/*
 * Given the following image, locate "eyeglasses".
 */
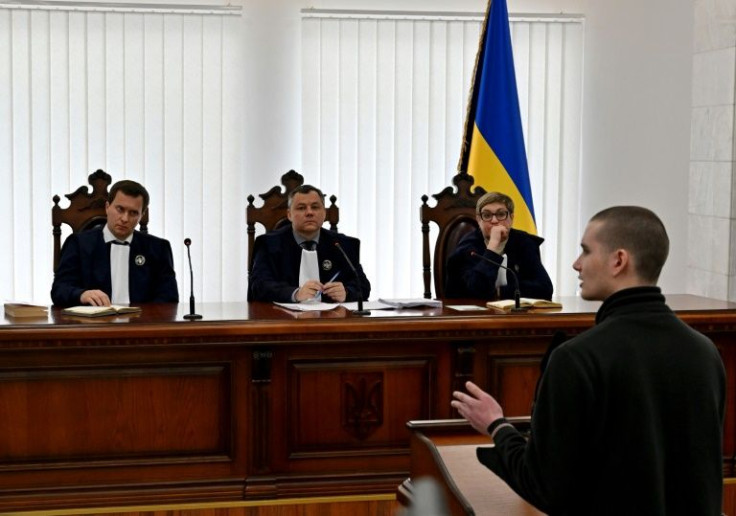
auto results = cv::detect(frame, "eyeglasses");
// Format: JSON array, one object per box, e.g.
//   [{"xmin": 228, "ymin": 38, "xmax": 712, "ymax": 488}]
[{"xmin": 479, "ymin": 210, "xmax": 510, "ymax": 222}]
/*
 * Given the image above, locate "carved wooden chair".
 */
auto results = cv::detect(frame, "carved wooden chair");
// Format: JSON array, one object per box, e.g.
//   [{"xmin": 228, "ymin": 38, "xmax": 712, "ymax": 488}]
[
  {"xmin": 246, "ymin": 170, "xmax": 340, "ymax": 274},
  {"xmin": 52, "ymin": 169, "xmax": 149, "ymax": 271},
  {"xmin": 421, "ymin": 173, "xmax": 486, "ymax": 299}
]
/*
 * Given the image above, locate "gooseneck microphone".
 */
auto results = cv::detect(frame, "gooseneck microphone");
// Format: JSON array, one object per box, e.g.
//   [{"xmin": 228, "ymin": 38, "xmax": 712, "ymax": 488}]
[
  {"xmin": 333, "ymin": 241, "xmax": 370, "ymax": 316},
  {"xmin": 183, "ymin": 238, "xmax": 203, "ymax": 320},
  {"xmin": 470, "ymin": 251, "xmax": 528, "ymax": 313}
]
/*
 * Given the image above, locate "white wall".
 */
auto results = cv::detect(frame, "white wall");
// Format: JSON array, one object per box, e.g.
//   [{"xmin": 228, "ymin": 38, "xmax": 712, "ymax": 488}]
[{"xmin": 580, "ymin": 0, "xmax": 694, "ymax": 293}]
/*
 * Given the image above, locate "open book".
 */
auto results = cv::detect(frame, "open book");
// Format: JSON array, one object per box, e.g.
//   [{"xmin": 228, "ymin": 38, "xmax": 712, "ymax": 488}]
[
  {"xmin": 61, "ymin": 305, "xmax": 142, "ymax": 317},
  {"xmin": 486, "ymin": 298, "xmax": 562, "ymax": 312}
]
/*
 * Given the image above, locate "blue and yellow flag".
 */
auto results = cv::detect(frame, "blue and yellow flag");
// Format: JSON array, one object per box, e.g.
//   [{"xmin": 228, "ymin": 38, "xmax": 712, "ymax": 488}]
[{"xmin": 459, "ymin": 0, "xmax": 537, "ymax": 234}]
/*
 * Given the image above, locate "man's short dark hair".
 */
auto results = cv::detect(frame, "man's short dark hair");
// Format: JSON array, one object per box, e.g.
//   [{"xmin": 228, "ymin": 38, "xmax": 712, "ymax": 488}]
[
  {"xmin": 108, "ymin": 180, "xmax": 150, "ymax": 212},
  {"xmin": 476, "ymin": 191, "xmax": 514, "ymax": 215},
  {"xmin": 288, "ymin": 185, "xmax": 325, "ymax": 208},
  {"xmin": 590, "ymin": 206, "xmax": 669, "ymax": 283}
]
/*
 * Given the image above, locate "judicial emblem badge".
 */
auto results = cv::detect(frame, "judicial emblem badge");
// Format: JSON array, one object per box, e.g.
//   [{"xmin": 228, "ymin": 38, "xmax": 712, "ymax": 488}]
[
  {"xmin": 135, "ymin": 255, "xmax": 146, "ymax": 266},
  {"xmin": 322, "ymin": 260, "xmax": 332, "ymax": 271}
]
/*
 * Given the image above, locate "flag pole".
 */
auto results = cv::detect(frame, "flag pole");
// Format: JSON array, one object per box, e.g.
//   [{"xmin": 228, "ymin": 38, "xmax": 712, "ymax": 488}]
[{"xmin": 457, "ymin": 0, "xmax": 494, "ymax": 175}]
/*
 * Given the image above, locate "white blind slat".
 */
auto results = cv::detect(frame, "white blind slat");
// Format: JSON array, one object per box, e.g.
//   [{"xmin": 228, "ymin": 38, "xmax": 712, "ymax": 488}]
[{"xmin": 0, "ymin": 4, "xmax": 240, "ymax": 303}]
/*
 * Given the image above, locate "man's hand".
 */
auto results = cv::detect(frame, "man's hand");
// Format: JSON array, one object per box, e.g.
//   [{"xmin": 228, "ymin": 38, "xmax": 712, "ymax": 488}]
[
  {"xmin": 451, "ymin": 381, "xmax": 505, "ymax": 436},
  {"xmin": 487, "ymin": 225, "xmax": 510, "ymax": 255},
  {"xmin": 322, "ymin": 281, "xmax": 346, "ymax": 303},
  {"xmin": 295, "ymin": 280, "xmax": 324, "ymax": 302},
  {"xmin": 80, "ymin": 290, "xmax": 112, "ymax": 306}
]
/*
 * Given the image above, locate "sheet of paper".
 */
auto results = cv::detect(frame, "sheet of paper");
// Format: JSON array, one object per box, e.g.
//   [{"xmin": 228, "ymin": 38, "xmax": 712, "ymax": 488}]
[
  {"xmin": 377, "ymin": 298, "xmax": 443, "ymax": 308},
  {"xmin": 273, "ymin": 301, "xmax": 340, "ymax": 312},
  {"xmin": 340, "ymin": 300, "xmax": 396, "ymax": 311}
]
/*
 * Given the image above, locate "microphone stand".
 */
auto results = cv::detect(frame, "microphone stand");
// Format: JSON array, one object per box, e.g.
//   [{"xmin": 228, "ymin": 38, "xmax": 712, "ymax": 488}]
[
  {"xmin": 183, "ymin": 238, "xmax": 203, "ymax": 320},
  {"xmin": 333, "ymin": 241, "xmax": 370, "ymax": 316},
  {"xmin": 470, "ymin": 251, "xmax": 528, "ymax": 313}
]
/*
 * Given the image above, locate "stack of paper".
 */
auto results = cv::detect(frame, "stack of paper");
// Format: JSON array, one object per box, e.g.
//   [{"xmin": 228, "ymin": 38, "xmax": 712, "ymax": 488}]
[{"xmin": 377, "ymin": 298, "xmax": 443, "ymax": 309}]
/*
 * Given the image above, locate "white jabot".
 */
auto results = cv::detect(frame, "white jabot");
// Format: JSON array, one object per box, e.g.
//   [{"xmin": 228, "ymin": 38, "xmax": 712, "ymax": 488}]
[
  {"xmin": 299, "ymin": 249, "xmax": 321, "ymax": 301},
  {"xmin": 494, "ymin": 254, "xmax": 508, "ymax": 289},
  {"xmin": 103, "ymin": 225, "xmax": 132, "ymax": 305}
]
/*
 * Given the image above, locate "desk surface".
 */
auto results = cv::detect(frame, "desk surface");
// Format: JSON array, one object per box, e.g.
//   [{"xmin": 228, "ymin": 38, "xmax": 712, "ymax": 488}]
[
  {"xmin": 402, "ymin": 420, "xmax": 545, "ymax": 516},
  {"xmin": 3, "ymin": 294, "xmax": 735, "ymax": 328},
  {"xmin": 3, "ymin": 294, "xmax": 735, "ymax": 353},
  {"xmin": 437, "ymin": 443, "xmax": 545, "ymax": 515}
]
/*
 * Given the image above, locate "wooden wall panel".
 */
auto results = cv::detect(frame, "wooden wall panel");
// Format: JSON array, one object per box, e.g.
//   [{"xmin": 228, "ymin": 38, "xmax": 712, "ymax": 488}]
[
  {"xmin": 0, "ymin": 364, "xmax": 230, "ymax": 461},
  {"xmin": 489, "ymin": 356, "xmax": 542, "ymax": 418},
  {"xmin": 288, "ymin": 358, "xmax": 433, "ymax": 451}
]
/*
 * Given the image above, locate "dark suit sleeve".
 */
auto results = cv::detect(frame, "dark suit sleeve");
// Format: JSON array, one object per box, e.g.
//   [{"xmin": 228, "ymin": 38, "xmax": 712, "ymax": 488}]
[
  {"xmin": 445, "ymin": 246, "xmax": 501, "ymax": 299},
  {"xmin": 51, "ymin": 234, "xmax": 87, "ymax": 307},
  {"xmin": 148, "ymin": 239, "xmax": 179, "ymax": 303},
  {"xmin": 499, "ymin": 237, "xmax": 554, "ymax": 301},
  {"xmin": 248, "ymin": 236, "xmax": 300, "ymax": 303}
]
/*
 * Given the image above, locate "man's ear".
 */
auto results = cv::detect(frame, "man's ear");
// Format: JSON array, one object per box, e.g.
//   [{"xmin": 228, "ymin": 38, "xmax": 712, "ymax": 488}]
[
  {"xmin": 286, "ymin": 209, "xmax": 293, "ymax": 222},
  {"xmin": 610, "ymin": 249, "xmax": 630, "ymax": 277}
]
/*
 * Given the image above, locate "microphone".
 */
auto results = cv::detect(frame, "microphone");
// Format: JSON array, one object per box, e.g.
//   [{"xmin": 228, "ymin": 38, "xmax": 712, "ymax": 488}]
[
  {"xmin": 333, "ymin": 241, "xmax": 370, "ymax": 316},
  {"xmin": 183, "ymin": 238, "xmax": 202, "ymax": 320},
  {"xmin": 470, "ymin": 251, "xmax": 528, "ymax": 313}
]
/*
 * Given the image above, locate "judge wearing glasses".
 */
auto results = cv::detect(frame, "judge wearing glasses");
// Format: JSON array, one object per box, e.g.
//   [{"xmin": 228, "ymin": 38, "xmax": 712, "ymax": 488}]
[{"xmin": 445, "ymin": 191, "xmax": 553, "ymax": 300}]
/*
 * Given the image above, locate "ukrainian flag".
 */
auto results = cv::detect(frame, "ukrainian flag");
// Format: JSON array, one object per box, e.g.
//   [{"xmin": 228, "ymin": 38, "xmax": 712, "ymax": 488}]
[{"xmin": 459, "ymin": 0, "xmax": 537, "ymax": 234}]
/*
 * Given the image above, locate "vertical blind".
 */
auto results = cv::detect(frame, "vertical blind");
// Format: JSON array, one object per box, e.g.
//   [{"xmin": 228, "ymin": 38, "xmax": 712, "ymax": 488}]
[
  {"xmin": 0, "ymin": 4, "xmax": 583, "ymax": 303},
  {"xmin": 301, "ymin": 10, "xmax": 584, "ymax": 298},
  {"xmin": 0, "ymin": 2, "xmax": 243, "ymax": 303}
]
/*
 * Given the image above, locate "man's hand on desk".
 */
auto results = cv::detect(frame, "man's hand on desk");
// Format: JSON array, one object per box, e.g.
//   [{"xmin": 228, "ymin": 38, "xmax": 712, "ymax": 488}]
[
  {"xmin": 80, "ymin": 289, "xmax": 112, "ymax": 307},
  {"xmin": 451, "ymin": 381, "xmax": 505, "ymax": 437}
]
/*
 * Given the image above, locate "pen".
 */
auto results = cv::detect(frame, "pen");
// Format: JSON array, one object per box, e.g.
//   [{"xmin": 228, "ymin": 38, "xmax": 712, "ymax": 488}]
[{"xmin": 313, "ymin": 272, "xmax": 340, "ymax": 299}]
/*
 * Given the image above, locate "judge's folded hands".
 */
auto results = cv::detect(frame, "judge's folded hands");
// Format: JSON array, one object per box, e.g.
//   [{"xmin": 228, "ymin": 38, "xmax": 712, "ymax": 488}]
[
  {"xmin": 295, "ymin": 280, "xmax": 347, "ymax": 303},
  {"xmin": 451, "ymin": 381, "xmax": 505, "ymax": 436}
]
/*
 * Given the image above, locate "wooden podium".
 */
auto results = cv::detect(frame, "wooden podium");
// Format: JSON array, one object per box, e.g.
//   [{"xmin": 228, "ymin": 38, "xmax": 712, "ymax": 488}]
[{"xmin": 399, "ymin": 419, "xmax": 545, "ymax": 516}]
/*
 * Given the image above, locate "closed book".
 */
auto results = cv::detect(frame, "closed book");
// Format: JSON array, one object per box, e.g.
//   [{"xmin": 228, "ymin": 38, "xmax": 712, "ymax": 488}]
[
  {"xmin": 61, "ymin": 305, "xmax": 142, "ymax": 317},
  {"xmin": 4, "ymin": 303, "xmax": 49, "ymax": 318}
]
